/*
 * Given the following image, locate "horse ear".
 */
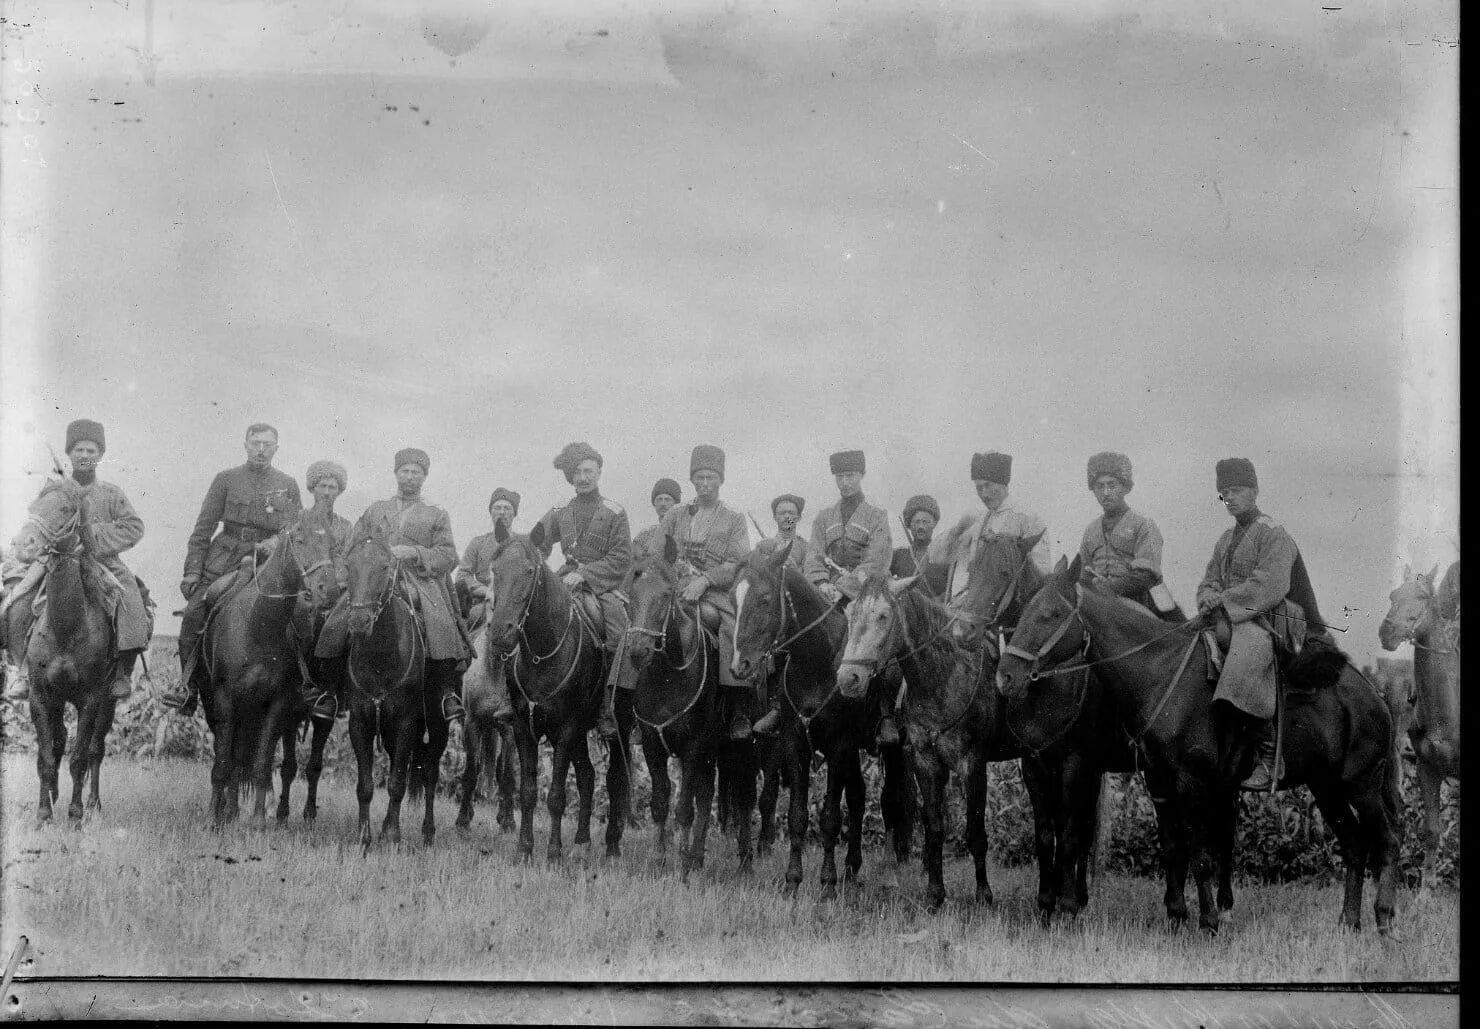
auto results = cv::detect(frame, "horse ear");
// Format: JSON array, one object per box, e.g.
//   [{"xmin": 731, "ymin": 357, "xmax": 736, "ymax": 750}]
[
  {"xmin": 889, "ymin": 575, "xmax": 917, "ymax": 596},
  {"xmin": 770, "ymin": 538, "xmax": 793, "ymax": 569},
  {"xmin": 1053, "ymin": 554, "xmax": 1069, "ymax": 576},
  {"xmin": 663, "ymin": 533, "xmax": 678, "ymax": 566},
  {"xmin": 1064, "ymin": 553, "xmax": 1083, "ymax": 585},
  {"xmin": 1023, "ymin": 529, "xmax": 1046, "ymax": 557},
  {"xmin": 1426, "ymin": 563, "xmax": 1440, "ymax": 584},
  {"xmin": 494, "ymin": 519, "xmax": 510, "ymax": 544},
  {"xmin": 1400, "ymin": 562, "xmax": 1412, "ymax": 582},
  {"xmin": 529, "ymin": 520, "xmax": 546, "ymax": 551}
]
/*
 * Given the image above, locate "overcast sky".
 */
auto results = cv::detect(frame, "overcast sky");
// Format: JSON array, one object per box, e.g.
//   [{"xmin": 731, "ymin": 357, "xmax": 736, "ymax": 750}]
[{"xmin": 0, "ymin": 0, "xmax": 1458, "ymax": 664}]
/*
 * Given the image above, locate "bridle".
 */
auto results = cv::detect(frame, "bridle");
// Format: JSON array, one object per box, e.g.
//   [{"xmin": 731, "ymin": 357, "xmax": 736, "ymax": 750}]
[
  {"xmin": 343, "ymin": 540, "xmax": 428, "ymax": 742},
  {"xmin": 627, "ymin": 579, "xmax": 715, "ymax": 746},
  {"xmin": 1388, "ymin": 581, "xmax": 1461, "ymax": 657},
  {"xmin": 252, "ymin": 525, "xmax": 336, "ymax": 602},
  {"xmin": 744, "ymin": 567, "xmax": 845, "ymax": 748},
  {"xmin": 954, "ymin": 543, "xmax": 1036, "ymax": 645},
  {"xmin": 488, "ymin": 548, "xmax": 589, "ymax": 719},
  {"xmin": 626, "ymin": 581, "xmax": 705, "ymax": 673}
]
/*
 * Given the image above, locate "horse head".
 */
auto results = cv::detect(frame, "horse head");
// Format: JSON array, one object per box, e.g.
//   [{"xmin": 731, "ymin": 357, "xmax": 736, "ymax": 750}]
[
  {"xmin": 15, "ymin": 479, "xmax": 84, "ymax": 563},
  {"xmin": 1378, "ymin": 563, "xmax": 1440, "ymax": 651},
  {"xmin": 836, "ymin": 573, "xmax": 914, "ymax": 699},
  {"xmin": 627, "ymin": 534, "xmax": 680, "ymax": 672},
  {"xmin": 344, "ymin": 530, "xmax": 398, "ymax": 638},
  {"xmin": 996, "ymin": 554, "xmax": 1085, "ymax": 701},
  {"xmin": 283, "ymin": 518, "xmax": 341, "ymax": 611},
  {"xmin": 951, "ymin": 530, "xmax": 1045, "ymax": 647},
  {"xmin": 482, "ymin": 518, "xmax": 545, "ymax": 660},
  {"xmin": 731, "ymin": 538, "xmax": 794, "ymax": 682}
]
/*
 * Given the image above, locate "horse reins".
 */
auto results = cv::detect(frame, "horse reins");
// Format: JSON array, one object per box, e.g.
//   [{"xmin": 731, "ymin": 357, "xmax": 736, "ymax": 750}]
[{"xmin": 629, "ymin": 592, "xmax": 717, "ymax": 756}]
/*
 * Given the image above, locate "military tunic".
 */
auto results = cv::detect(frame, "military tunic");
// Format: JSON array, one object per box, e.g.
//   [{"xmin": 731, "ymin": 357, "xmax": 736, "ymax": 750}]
[
  {"xmin": 1077, "ymin": 507, "xmax": 1164, "ymax": 606},
  {"xmin": 455, "ymin": 531, "xmax": 504, "ymax": 588},
  {"xmin": 534, "ymin": 492, "xmax": 632, "ymax": 647},
  {"xmin": 1197, "ymin": 512, "xmax": 1298, "ymax": 720},
  {"xmin": 631, "ymin": 524, "xmax": 666, "ymax": 565},
  {"xmin": 803, "ymin": 496, "xmax": 892, "ymax": 596},
  {"xmin": 660, "ymin": 501, "xmax": 752, "ymax": 686},
  {"xmin": 315, "ymin": 495, "xmax": 471, "ymax": 662},
  {"xmin": 184, "ymin": 464, "xmax": 303, "ymax": 586}
]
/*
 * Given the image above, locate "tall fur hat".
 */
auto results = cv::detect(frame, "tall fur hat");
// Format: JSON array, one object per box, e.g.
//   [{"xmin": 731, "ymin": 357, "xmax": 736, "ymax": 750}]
[
  {"xmin": 393, "ymin": 448, "xmax": 430, "ymax": 473},
  {"xmin": 1086, "ymin": 452, "xmax": 1133, "ymax": 492},
  {"xmin": 690, "ymin": 444, "xmax": 725, "ymax": 481},
  {"xmin": 902, "ymin": 494, "xmax": 940, "ymax": 526},
  {"xmin": 488, "ymin": 487, "xmax": 521, "ymax": 514},
  {"xmin": 651, "ymin": 478, "xmax": 682, "ymax": 505},
  {"xmin": 1215, "ymin": 457, "xmax": 1258, "ymax": 492},
  {"xmin": 65, "ymin": 419, "xmax": 106, "ymax": 454},
  {"xmin": 553, "ymin": 441, "xmax": 603, "ymax": 482},
  {"xmin": 970, "ymin": 451, "xmax": 1011, "ymax": 485},
  {"xmin": 829, "ymin": 450, "xmax": 865, "ymax": 475},
  {"xmin": 771, "ymin": 493, "xmax": 805, "ymax": 517},
  {"xmin": 305, "ymin": 460, "xmax": 348, "ymax": 492}
]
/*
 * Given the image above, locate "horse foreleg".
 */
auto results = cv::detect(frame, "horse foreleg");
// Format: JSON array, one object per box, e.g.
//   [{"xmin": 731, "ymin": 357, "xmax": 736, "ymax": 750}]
[
  {"xmin": 784, "ymin": 734, "xmax": 809, "ymax": 896},
  {"xmin": 349, "ymin": 708, "xmax": 376, "ymax": 847},
  {"xmin": 380, "ymin": 720, "xmax": 413, "ymax": 845},
  {"xmin": 674, "ymin": 753, "xmax": 696, "ymax": 877},
  {"xmin": 1214, "ymin": 791, "xmax": 1238, "ymax": 915},
  {"xmin": 210, "ymin": 697, "xmax": 238, "ymax": 828},
  {"xmin": 757, "ymin": 742, "xmax": 779, "ymax": 858},
  {"xmin": 729, "ymin": 742, "xmax": 758, "ymax": 871},
  {"xmin": 602, "ymin": 723, "xmax": 630, "ymax": 859},
  {"xmin": 513, "ymin": 718, "xmax": 539, "ymax": 861},
  {"xmin": 303, "ymin": 716, "xmax": 328, "ymax": 822},
  {"xmin": 456, "ymin": 720, "xmax": 482, "ymax": 831},
  {"xmin": 85, "ymin": 694, "xmax": 115, "ymax": 816},
  {"xmin": 963, "ymin": 754, "xmax": 992, "ymax": 908},
  {"xmin": 248, "ymin": 696, "xmax": 289, "ymax": 831},
  {"xmin": 816, "ymin": 749, "xmax": 849, "ymax": 902},
  {"xmin": 1310, "ymin": 783, "xmax": 1364, "ymax": 931},
  {"xmin": 1186, "ymin": 784, "xmax": 1223, "ymax": 935},
  {"xmin": 684, "ymin": 753, "xmax": 717, "ymax": 883},
  {"xmin": 642, "ymin": 734, "xmax": 673, "ymax": 859},
  {"xmin": 68, "ymin": 697, "xmax": 98, "ymax": 821},
  {"xmin": 421, "ymin": 720, "xmax": 449, "ymax": 846},
  {"xmin": 495, "ymin": 723, "xmax": 517, "ymax": 832},
  {"xmin": 1416, "ymin": 756, "xmax": 1444, "ymax": 892},
  {"xmin": 572, "ymin": 736, "xmax": 596, "ymax": 853},
  {"xmin": 1022, "ymin": 757, "xmax": 1059, "ymax": 923},
  {"xmin": 1140, "ymin": 766, "xmax": 1188, "ymax": 925},
  {"xmin": 915, "ymin": 750, "xmax": 948, "ymax": 911},
  {"xmin": 842, "ymin": 750, "xmax": 865, "ymax": 885},
  {"xmin": 30, "ymin": 694, "xmax": 60, "ymax": 824},
  {"xmin": 881, "ymin": 742, "xmax": 915, "ymax": 864},
  {"xmin": 276, "ymin": 715, "xmax": 299, "ymax": 823},
  {"xmin": 1065, "ymin": 759, "xmax": 1102, "ymax": 917}
]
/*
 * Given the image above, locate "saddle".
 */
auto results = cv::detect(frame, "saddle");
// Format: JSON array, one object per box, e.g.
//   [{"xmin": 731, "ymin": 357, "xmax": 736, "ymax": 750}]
[
  {"xmin": 696, "ymin": 599, "xmax": 722, "ymax": 633},
  {"xmin": 573, "ymin": 589, "xmax": 605, "ymax": 644}
]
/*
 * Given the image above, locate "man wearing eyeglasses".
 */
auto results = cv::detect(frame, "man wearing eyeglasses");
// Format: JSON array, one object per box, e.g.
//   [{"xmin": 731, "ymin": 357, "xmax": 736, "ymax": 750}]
[{"xmin": 165, "ymin": 422, "xmax": 301, "ymax": 712}]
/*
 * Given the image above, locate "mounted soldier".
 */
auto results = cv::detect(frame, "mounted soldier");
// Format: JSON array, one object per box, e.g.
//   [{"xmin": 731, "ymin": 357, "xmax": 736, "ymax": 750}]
[
  {"xmin": 658, "ymin": 445, "xmax": 753, "ymax": 740},
  {"xmin": 302, "ymin": 460, "xmax": 353, "ymax": 558},
  {"xmin": 889, "ymin": 494, "xmax": 950, "ymax": 598},
  {"xmin": 307, "ymin": 447, "xmax": 473, "ymax": 724},
  {"xmin": 1197, "ymin": 457, "xmax": 1335, "ymax": 791},
  {"xmin": 632, "ymin": 478, "xmax": 682, "ymax": 566},
  {"xmin": 1, "ymin": 419, "xmax": 152, "ymax": 702},
  {"xmin": 165, "ymin": 422, "xmax": 302, "ymax": 712},
  {"xmin": 294, "ymin": 460, "xmax": 353, "ymax": 720},
  {"xmin": 803, "ymin": 450, "xmax": 892, "ymax": 605},
  {"xmin": 1076, "ymin": 452, "xmax": 1178, "ymax": 619},
  {"xmin": 753, "ymin": 494, "xmax": 808, "ymax": 570},
  {"xmin": 933, "ymin": 451, "xmax": 1051, "ymax": 600},
  {"xmin": 532, "ymin": 441, "xmax": 633, "ymax": 739},
  {"xmin": 454, "ymin": 486, "xmax": 522, "ymax": 617}
]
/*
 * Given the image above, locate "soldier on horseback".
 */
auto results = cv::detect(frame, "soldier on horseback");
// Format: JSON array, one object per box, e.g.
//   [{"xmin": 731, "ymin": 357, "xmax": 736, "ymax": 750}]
[
  {"xmin": 890, "ymin": 494, "xmax": 950, "ymax": 597},
  {"xmin": 753, "ymin": 494, "xmax": 808, "ymax": 570},
  {"xmin": 164, "ymin": 423, "xmax": 302, "ymax": 712},
  {"xmin": 1197, "ymin": 457, "xmax": 1335, "ymax": 791},
  {"xmin": 308, "ymin": 447, "xmax": 473, "ymax": 724},
  {"xmin": 2, "ymin": 419, "xmax": 152, "ymax": 702},
  {"xmin": 1076, "ymin": 452, "xmax": 1177, "ymax": 617},
  {"xmin": 803, "ymin": 450, "xmax": 892, "ymax": 604},
  {"xmin": 933, "ymin": 451, "xmax": 1051, "ymax": 598},
  {"xmin": 658, "ymin": 445, "xmax": 753, "ymax": 740},
  {"xmin": 302, "ymin": 460, "xmax": 353, "ymax": 557},
  {"xmin": 532, "ymin": 441, "xmax": 633, "ymax": 740},
  {"xmin": 455, "ymin": 486, "xmax": 522, "ymax": 607},
  {"xmin": 632, "ymin": 478, "xmax": 682, "ymax": 565}
]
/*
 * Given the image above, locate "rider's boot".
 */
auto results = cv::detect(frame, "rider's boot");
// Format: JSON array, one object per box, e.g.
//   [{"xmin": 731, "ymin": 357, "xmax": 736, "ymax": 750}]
[
  {"xmin": 727, "ymin": 686, "xmax": 753, "ymax": 741},
  {"xmin": 109, "ymin": 649, "xmax": 140, "ymax": 700},
  {"xmin": 163, "ymin": 632, "xmax": 202, "ymax": 713},
  {"xmin": 1239, "ymin": 720, "xmax": 1282, "ymax": 792},
  {"xmin": 437, "ymin": 659, "xmax": 466, "ymax": 726}
]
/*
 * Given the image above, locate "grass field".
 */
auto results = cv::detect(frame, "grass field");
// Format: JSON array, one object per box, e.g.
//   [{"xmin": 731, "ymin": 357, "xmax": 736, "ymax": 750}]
[{"xmin": 0, "ymin": 752, "xmax": 1458, "ymax": 983}]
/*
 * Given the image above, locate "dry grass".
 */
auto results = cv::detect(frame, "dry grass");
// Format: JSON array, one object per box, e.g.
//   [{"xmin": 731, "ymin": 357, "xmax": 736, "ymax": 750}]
[{"xmin": 0, "ymin": 753, "xmax": 1458, "ymax": 983}]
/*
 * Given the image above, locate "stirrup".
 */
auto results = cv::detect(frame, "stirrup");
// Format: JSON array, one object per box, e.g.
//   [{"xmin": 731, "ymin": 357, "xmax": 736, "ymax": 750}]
[
  {"xmin": 161, "ymin": 683, "xmax": 194, "ymax": 713},
  {"xmin": 876, "ymin": 715, "xmax": 899, "ymax": 747},
  {"xmin": 307, "ymin": 689, "xmax": 338, "ymax": 722},
  {"xmin": 728, "ymin": 710, "xmax": 753, "ymax": 741},
  {"xmin": 442, "ymin": 693, "xmax": 466, "ymax": 724}
]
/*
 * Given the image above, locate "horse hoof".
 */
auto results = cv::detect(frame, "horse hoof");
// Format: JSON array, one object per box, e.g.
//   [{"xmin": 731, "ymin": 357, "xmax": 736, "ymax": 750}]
[
  {"xmin": 928, "ymin": 895, "xmax": 946, "ymax": 913},
  {"xmin": 782, "ymin": 882, "xmax": 800, "ymax": 898},
  {"xmin": 422, "ymin": 832, "xmax": 435, "ymax": 847},
  {"xmin": 976, "ymin": 888, "xmax": 994, "ymax": 907},
  {"xmin": 303, "ymin": 807, "xmax": 317, "ymax": 822},
  {"xmin": 819, "ymin": 884, "xmax": 837, "ymax": 903},
  {"xmin": 604, "ymin": 843, "xmax": 621, "ymax": 861}
]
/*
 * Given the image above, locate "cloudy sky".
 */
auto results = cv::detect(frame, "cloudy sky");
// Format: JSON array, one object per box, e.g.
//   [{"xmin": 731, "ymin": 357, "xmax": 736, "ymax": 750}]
[{"xmin": 0, "ymin": 0, "xmax": 1458, "ymax": 663}]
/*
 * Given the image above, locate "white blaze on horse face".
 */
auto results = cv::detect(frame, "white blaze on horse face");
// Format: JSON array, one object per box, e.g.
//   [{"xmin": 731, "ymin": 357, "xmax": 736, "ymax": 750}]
[
  {"xmin": 847, "ymin": 593, "xmax": 890, "ymax": 664},
  {"xmin": 731, "ymin": 578, "xmax": 749, "ymax": 674}
]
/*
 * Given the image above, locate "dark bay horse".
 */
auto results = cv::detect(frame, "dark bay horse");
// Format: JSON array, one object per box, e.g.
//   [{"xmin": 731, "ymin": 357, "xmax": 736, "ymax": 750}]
[
  {"xmin": 951, "ymin": 533, "xmax": 1187, "ymax": 923},
  {"xmin": 198, "ymin": 518, "xmax": 337, "ymax": 829},
  {"xmin": 627, "ymin": 536, "xmax": 756, "ymax": 880},
  {"xmin": 999, "ymin": 556, "xmax": 1401, "ymax": 934},
  {"xmin": 482, "ymin": 520, "xmax": 631, "ymax": 862},
  {"xmin": 1380, "ymin": 562, "xmax": 1460, "ymax": 886},
  {"xmin": 731, "ymin": 541, "xmax": 914, "ymax": 900},
  {"xmin": 337, "ymin": 532, "xmax": 449, "ymax": 846},
  {"xmin": 10, "ymin": 483, "xmax": 116, "ymax": 824}
]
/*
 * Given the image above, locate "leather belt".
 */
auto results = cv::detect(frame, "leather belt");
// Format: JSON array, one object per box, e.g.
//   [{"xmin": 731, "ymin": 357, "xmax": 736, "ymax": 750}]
[{"xmin": 219, "ymin": 523, "xmax": 270, "ymax": 543}]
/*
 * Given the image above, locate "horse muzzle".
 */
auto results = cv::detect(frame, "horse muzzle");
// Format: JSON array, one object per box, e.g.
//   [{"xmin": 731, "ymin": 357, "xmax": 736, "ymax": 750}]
[
  {"xmin": 835, "ymin": 661, "xmax": 871, "ymax": 699},
  {"xmin": 995, "ymin": 662, "xmax": 1028, "ymax": 700},
  {"xmin": 1376, "ymin": 618, "xmax": 1408, "ymax": 652}
]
